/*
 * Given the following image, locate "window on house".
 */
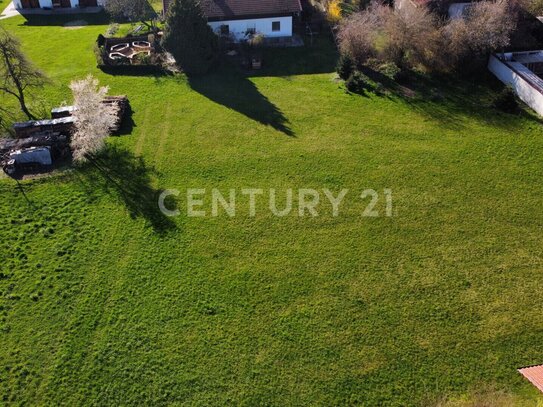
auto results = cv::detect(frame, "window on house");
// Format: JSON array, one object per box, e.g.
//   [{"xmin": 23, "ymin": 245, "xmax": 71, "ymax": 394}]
[
  {"xmin": 220, "ymin": 25, "xmax": 229, "ymax": 36},
  {"xmin": 272, "ymin": 21, "xmax": 281, "ymax": 32},
  {"xmin": 246, "ymin": 25, "xmax": 256, "ymax": 35}
]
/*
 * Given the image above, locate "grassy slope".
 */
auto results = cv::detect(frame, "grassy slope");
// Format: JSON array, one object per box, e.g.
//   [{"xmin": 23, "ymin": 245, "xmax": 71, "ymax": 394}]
[
  {"xmin": 0, "ymin": 0, "xmax": 7, "ymax": 16},
  {"xmin": 1, "ymin": 14, "xmax": 543, "ymax": 406}
]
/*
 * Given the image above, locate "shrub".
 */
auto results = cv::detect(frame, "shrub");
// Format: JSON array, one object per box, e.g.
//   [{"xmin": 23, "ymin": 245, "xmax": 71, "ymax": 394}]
[
  {"xmin": 526, "ymin": 0, "xmax": 543, "ymax": 16},
  {"xmin": 493, "ymin": 87, "xmax": 519, "ymax": 114},
  {"xmin": 377, "ymin": 62, "xmax": 401, "ymax": 81},
  {"xmin": 132, "ymin": 52, "xmax": 152, "ymax": 65},
  {"xmin": 337, "ymin": 3, "xmax": 386, "ymax": 66},
  {"xmin": 346, "ymin": 71, "xmax": 369, "ymax": 93},
  {"xmin": 338, "ymin": 0, "xmax": 517, "ymax": 74},
  {"xmin": 443, "ymin": 0, "xmax": 515, "ymax": 63},
  {"xmin": 364, "ymin": 57, "xmax": 380, "ymax": 70},
  {"xmin": 94, "ymin": 43, "xmax": 106, "ymax": 65},
  {"xmin": 106, "ymin": 23, "xmax": 120, "ymax": 36},
  {"xmin": 247, "ymin": 33, "xmax": 264, "ymax": 48},
  {"xmin": 336, "ymin": 54, "xmax": 354, "ymax": 80},
  {"xmin": 374, "ymin": 82, "xmax": 385, "ymax": 96}
]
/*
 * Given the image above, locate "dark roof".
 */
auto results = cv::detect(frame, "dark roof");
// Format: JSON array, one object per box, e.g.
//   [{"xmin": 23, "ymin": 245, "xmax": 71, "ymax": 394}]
[
  {"xmin": 163, "ymin": 0, "xmax": 302, "ymax": 19},
  {"xmin": 202, "ymin": 0, "xmax": 301, "ymax": 18}
]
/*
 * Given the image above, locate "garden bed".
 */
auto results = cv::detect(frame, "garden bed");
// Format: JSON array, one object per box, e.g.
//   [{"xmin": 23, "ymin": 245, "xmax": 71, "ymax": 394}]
[{"xmin": 95, "ymin": 33, "xmax": 166, "ymax": 73}]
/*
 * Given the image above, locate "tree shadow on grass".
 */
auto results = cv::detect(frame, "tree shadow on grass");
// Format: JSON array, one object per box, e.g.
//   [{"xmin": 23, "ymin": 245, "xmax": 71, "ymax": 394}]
[
  {"xmin": 362, "ymin": 68, "xmax": 543, "ymax": 131},
  {"xmin": 188, "ymin": 70, "xmax": 294, "ymax": 136},
  {"xmin": 248, "ymin": 35, "xmax": 339, "ymax": 78},
  {"xmin": 113, "ymin": 103, "xmax": 136, "ymax": 136},
  {"xmin": 99, "ymin": 65, "xmax": 170, "ymax": 78},
  {"xmin": 75, "ymin": 146, "xmax": 176, "ymax": 234},
  {"xmin": 18, "ymin": 11, "xmax": 110, "ymax": 27},
  {"xmin": 187, "ymin": 35, "xmax": 336, "ymax": 136}
]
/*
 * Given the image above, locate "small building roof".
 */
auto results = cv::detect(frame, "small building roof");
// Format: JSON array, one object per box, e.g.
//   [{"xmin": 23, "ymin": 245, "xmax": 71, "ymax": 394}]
[
  {"xmin": 512, "ymin": 51, "xmax": 543, "ymax": 64},
  {"xmin": 163, "ymin": 0, "xmax": 302, "ymax": 19},
  {"xmin": 519, "ymin": 365, "xmax": 543, "ymax": 393}
]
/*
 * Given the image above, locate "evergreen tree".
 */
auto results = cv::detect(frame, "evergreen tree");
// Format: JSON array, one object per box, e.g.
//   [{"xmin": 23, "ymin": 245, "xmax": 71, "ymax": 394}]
[{"xmin": 162, "ymin": 0, "xmax": 219, "ymax": 76}]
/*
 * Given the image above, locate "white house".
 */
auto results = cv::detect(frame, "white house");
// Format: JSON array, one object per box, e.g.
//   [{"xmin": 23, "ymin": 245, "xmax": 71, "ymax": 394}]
[
  {"xmin": 14, "ymin": 0, "xmax": 102, "ymax": 10},
  {"xmin": 163, "ymin": 0, "xmax": 303, "ymax": 41}
]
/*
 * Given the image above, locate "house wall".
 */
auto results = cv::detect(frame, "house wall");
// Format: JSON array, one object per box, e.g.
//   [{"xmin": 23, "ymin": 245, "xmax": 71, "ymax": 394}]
[
  {"xmin": 14, "ymin": 0, "xmax": 104, "ymax": 9},
  {"xmin": 488, "ymin": 54, "xmax": 543, "ymax": 116},
  {"xmin": 208, "ymin": 16, "xmax": 293, "ymax": 41}
]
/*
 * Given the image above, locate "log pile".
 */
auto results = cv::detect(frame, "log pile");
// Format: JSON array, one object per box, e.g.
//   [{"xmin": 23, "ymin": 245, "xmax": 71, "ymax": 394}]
[
  {"xmin": 13, "ymin": 117, "xmax": 75, "ymax": 139},
  {"xmin": 48, "ymin": 95, "xmax": 129, "ymax": 133},
  {"xmin": 102, "ymin": 96, "xmax": 129, "ymax": 132},
  {"xmin": 3, "ymin": 96, "xmax": 130, "ymax": 174}
]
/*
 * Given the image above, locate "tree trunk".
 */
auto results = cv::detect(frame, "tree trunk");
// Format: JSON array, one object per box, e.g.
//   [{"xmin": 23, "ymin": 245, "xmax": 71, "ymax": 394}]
[
  {"xmin": 141, "ymin": 19, "xmax": 159, "ymax": 33},
  {"xmin": 18, "ymin": 93, "xmax": 35, "ymax": 120}
]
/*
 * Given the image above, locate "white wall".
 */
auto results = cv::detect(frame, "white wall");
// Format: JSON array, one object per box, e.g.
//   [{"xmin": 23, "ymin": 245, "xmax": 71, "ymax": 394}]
[
  {"xmin": 13, "ymin": 0, "xmax": 63, "ymax": 8},
  {"xmin": 14, "ymin": 0, "xmax": 104, "ymax": 8},
  {"xmin": 208, "ymin": 16, "xmax": 293, "ymax": 41},
  {"xmin": 488, "ymin": 55, "xmax": 543, "ymax": 116}
]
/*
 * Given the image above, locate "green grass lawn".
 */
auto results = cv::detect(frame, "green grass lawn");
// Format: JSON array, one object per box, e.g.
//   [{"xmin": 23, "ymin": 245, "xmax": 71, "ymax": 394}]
[
  {"xmin": 0, "ymin": 0, "xmax": 8, "ymax": 16},
  {"xmin": 1, "ymin": 14, "xmax": 543, "ymax": 406}
]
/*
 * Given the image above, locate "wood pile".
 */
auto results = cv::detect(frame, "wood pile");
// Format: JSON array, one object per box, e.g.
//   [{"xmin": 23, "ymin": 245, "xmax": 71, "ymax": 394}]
[
  {"xmin": 13, "ymin": 117, "xmax": 74, "ymax": 139},
  {"xmin": 48, "ymin": 95, "xmax": 129, "ymax": 132},
  {"xmin": 102, "ymin": 96, "xmax": 129, "ymax": 132},
  {"xmin": 4, "ymin": 95, "xmax": 130, "ymax": 172}
]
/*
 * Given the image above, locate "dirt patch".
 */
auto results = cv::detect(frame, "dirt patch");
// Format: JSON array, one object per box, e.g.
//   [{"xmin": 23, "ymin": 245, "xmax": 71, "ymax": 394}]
[{"xmin": 63, "ymin": 20, "xmax": 88, "ymax": 29}]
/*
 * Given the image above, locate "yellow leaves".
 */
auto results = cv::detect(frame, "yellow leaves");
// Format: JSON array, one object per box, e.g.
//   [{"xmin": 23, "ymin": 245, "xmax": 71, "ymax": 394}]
[{"xmin": 327, "ymin": 0, "xmax": 343, "ymax": 23}]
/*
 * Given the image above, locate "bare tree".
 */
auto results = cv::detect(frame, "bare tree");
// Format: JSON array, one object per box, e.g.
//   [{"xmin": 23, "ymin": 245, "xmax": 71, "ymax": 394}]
[
  {"xmin": 443, "ymin": 0, "xmax": 516, "ymax": 64},
  {"xmin": 337, "ymin": 2, "xmax": 389, "ymax": 66},
  {"xmin": 466, "ymin": 0, "xmax": 515, "ymax": 54},
  {"xmin": 105, "ymin": 0, "xmax": 158, "ymax": 30},
  {"xmin": 382, "ymin": 2, "xmax": 443, "ymax": 70},
  {"xmin": 520, "ymin": 0, "xmax": 543, "ymax": 16},
  {"xmin": 70, "ymin": 75, "xmax": 117, "ymax": 163},
  {"xmin": 338, "ymin": 0, "xmax": 516, "ymax": 73},
  {"xmin": 338, "ymin": 1, "xmax": 444, "ymax": 71},
  {"xmin": 0, "ymin": 28, "xmax": 48, "ymax": 120}
]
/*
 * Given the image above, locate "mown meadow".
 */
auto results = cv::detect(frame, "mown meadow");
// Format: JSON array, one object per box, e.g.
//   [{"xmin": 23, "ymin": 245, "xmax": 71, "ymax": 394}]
[{"xmin": 1, "ymin": 12, "xmax": 543, "ymax": 406}]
